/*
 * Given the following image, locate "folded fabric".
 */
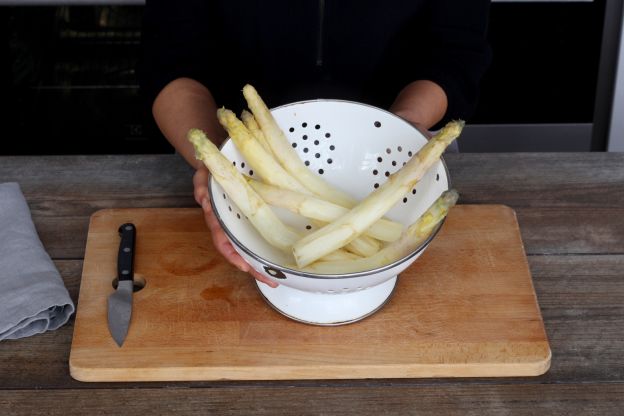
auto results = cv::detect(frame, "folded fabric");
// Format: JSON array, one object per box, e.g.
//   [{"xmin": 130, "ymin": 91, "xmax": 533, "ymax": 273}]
[{"xmin": 0, "ymin": 182, "xmax": 75, "ymax": 341}]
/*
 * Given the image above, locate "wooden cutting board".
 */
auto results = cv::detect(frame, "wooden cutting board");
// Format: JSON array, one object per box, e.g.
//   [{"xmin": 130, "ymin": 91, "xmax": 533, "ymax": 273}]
[{"xmin": 69, "ymin": 206, "xmax": 550, "ymax": 382}]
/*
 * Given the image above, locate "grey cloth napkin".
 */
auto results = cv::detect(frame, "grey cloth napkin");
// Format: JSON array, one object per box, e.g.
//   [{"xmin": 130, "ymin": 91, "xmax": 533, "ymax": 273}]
[{"xmin": 0, "ymin": 182, "xmax": 75, "ymax": 340}]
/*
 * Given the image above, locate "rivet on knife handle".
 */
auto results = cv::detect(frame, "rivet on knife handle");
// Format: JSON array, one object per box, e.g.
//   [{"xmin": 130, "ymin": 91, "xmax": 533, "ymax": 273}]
[{"xmin": 117, "ymin": 223, "xmax": 136, "ymax": 282}]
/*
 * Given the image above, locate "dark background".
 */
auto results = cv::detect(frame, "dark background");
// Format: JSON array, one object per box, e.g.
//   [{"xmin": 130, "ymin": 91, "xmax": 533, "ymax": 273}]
[{"xmin": 0, "ymin": 2, "xmax": 607, "ymax": 155}]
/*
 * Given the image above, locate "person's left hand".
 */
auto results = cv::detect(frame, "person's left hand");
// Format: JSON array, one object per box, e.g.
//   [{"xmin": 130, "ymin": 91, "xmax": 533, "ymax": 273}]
[
  {"xmin": 193, "ymin": 166, "xmax": 278, "ymax": 288},
  {"xmin": 391, "ymin": 110, "xmax": 433, "ymax": 139}
]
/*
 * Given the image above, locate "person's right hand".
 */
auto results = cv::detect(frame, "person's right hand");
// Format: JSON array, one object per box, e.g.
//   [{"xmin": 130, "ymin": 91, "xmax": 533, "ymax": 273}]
[{"xmin": 193, "ymin": 167, "xmax": 278, "ymax": 288}]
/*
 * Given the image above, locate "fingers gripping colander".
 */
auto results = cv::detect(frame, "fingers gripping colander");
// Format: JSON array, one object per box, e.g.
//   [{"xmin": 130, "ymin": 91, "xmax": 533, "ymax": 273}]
[{"xmin": 210, "ymin": 100, "xmax": 450, "ymax": 325}]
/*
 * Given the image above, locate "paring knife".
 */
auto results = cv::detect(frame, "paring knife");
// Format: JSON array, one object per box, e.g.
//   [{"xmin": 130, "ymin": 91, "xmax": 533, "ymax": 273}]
[{"xmin": 107, "ymin": 223, "xmax": 136, "ymax": 347}]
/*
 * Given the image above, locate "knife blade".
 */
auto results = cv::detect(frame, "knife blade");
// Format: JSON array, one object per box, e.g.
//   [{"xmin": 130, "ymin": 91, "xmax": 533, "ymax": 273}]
[{"xmin": 107, "ymin": 223, "xmax": 136, "ymax": 347}]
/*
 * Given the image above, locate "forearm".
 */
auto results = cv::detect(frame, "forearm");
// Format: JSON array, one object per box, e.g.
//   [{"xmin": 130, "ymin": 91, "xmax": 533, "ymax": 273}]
[
  {"xmin": 152, "ymin": 77, "xmax": 226, "ymax": 169},
  {"xmin": 389, "ymin": 80, "xmax": 448, "ymax": 130}
]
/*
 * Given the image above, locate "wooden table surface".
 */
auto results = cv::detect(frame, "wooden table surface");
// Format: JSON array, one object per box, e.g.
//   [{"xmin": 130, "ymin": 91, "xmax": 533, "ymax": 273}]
[{"xmin": 1, "ymin": 153, "xmax": 623, "ymax": 415}]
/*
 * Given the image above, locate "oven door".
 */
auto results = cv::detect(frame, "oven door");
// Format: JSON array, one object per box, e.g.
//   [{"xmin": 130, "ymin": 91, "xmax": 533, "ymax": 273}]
[{"xmin": 0, "ymin": 5, "xmax": 170, "ymax": 155}]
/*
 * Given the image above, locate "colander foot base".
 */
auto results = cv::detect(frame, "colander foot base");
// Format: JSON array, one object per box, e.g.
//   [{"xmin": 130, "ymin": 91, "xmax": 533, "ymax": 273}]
[{"xmin": 255, "ymin": 276, "xmax": 398, "ymax": 326}]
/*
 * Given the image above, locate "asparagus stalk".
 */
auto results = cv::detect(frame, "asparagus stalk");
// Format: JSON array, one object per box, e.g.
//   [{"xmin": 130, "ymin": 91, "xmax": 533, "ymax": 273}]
[
  {"xmin": 321, "ymin": 249, "xmax": 362, "ymax": 262},
  {"xmin": 292, "ymin": 120, "xmax": 464, "ymax": 267},
  {"xmin": 343, "ymin": 234, "xmax": 380, "ymax": 257},
  {"xmin": 248, "ymin": 178, "xmax": 403, "ymax": 242},
  {"xmin": 301, "ymin": 190, "xmax": 459, "ymax": 274},
  {"xmin": 219, "ymin": 108, "xmax": 381, "ymax": 256},
  {"xmin": 188, "ymin": 128, "xmax": 365, "ymax": 262},
  {"xmin": 242, "ymin": 84, "xmax": 357, "ymax": 208},
  {"xmin": 240, "ymin": 110, "xmax": 273, "ymax": 155},
  {"xmin": 188, "ymin": 128, "xmax": 300, "ymax": 252},
  {"xmin": 217, "ymin": 108, "xmax": 311, "ymax": 195}
]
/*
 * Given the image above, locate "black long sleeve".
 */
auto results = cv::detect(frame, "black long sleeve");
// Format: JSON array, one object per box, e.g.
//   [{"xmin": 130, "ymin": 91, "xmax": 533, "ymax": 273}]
[
  {"xmin": 140, "ymin": 0, "xmax": 491, "ymax": 123},
  {"xmin": 414, "ymin": 0, "xmax": 492, "ymax": 124}
]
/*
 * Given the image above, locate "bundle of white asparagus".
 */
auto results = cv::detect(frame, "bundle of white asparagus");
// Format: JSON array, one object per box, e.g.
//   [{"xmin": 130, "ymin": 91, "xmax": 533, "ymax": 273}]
[{"xmin": 189, "ymin": 84, "xmax": 463, "ymax": 274}]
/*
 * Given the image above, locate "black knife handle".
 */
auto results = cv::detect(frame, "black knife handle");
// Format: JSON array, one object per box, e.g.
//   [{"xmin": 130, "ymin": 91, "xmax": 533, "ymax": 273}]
[{"xmin": 117, "ymin": 223, "xmax": 136, "ymax": 282}]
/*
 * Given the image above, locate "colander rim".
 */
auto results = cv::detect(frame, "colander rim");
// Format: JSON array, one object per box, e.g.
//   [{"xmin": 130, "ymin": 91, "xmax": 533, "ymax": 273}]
[{"xmin": 208, "ymin": 98, "xmax": 452, "ymax": 280}]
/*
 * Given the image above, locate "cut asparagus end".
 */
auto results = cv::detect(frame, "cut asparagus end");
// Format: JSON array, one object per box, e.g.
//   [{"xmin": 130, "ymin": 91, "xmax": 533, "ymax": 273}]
[{"xmin": 247, "ymin": 178, "xmax": 403, "ymax": 242}]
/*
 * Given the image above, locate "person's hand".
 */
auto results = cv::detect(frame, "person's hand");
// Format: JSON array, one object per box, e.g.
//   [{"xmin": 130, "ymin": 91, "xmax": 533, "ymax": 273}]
[
  {"xmin": 193, "ymin": 166, "xmax": 278, "ymax": 288},
  {"xmin": 391, "ymin": 110, "xmax": 433, "ymax": 140}
]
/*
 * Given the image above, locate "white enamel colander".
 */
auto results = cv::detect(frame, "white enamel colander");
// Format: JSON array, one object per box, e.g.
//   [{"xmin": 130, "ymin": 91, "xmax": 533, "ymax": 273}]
[{"xmin": 210, "ymin": 100, "xmax": 450, "ymax": 325}]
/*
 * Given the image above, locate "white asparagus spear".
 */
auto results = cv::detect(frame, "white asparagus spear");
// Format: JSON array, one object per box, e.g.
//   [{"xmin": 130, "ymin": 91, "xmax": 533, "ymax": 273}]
[
  {"xmin": 248, "ymin": 178, "xmax": 403, "ymax": 242},
  {"xmin": 219, "ymin": 108, "xmax": 381, "ymax": 256},
  {"xmin": 292, "ymin": 120, "xmax": 464, "ymax": 267},
  {"xmin": 343, "ymin": 234, "xmax": 380, "ymax": 257},
  {"xmin": 321, "ymin": 249, "xmax": 362, "ymax": 261},
  {"xmin": 188, "ymin": 128, "xmax": 300, "ymax": 252},
  {"xmin": 242, "ymin": 84, "xmax": 357, "ymax": 208},
  {"xmin": 301, "ymin": 190, "xmax": 459, "ymax": 274},
  {"xmin": 188, "ymin": 128, "xmax": 364, "ymax": 262},
  {"xmin": 217, "ymin": 108, "xmax": 312, "ymax": 195},
  {"xmin": 240, "ymin": 110, "xmax": 273, "ymax": 155}
]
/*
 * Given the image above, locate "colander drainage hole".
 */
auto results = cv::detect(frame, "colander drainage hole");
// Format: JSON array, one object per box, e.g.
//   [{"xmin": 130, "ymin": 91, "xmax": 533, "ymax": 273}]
[
  {"xmin": 303, "ymin": 135, "xmax": 308, "ymax": 140},
  {"xmin": 377, "ymin": 156, "xmax": 383, "ymax": 162},
  {"xmin": 305, "ymin": 161, "xmax": 310, "ymax": 166},
  {"xmin": 289, "ymin": 127, "xmax": 295, "ymax": 132},
  {"xmin": 374, "ymin": 183, "xmax": 379, "ymax": 188},
  {"xmin": 386, "ymin": 148, "xmax": 391, "ymax": 154},
  {"xmin": 412, "ymin": 189, "xmax": 417, "ymax": 195},
  {"xmin": 302, "ymin": 122, "xmax": 308, "ymax": 128},
  {"xmin": 292, "ymin": 142, "xmax": 297, "ymax": 148},
  {"xmin": 315, "ymin": 124, "xmax": 321, "ymax": 129},
  {"xmin": 314, "ymin": 140, "xmax": 319, "ymax": 145},
  {"xmin": 305, "ymin": 225, "xmax": 312, "ymax": 230},
  {"xmin": 248, "ymin": 170, "xmax": 254, "ymax": 176},
  {"xmin": 398, "ymin": 146, "xmax": 403, "ymax": 152},
  {"xmin": 315, "ymin": 153, "xmax": 320, "ymax": 158},
  {"xmin": 374, "ymin": 121, "xmax": 381, "ymax": 128},
  {"xmin": 329, "ymin": 145, "xmax": 335, "ymax": 151},
  {"xmin": 318, "ymin": 169, "xmax": 324, "ymax": 174},
  {"xmin": 392, "ymin": 161, "xmax": 397, "ymax": 166},
  {"xmin": 403, "ymin": 197, "xmax": 408, "ymax": 203},
  {"xmin": 325, "ymin": 133, "xmax": 331, "ymax": 138},
  {"xmin": 327, "ymin": 158, "xmax": 333, "ymax": 164},
  {"xmin": 373, "ymin": 169, "xmax": 378, "ymax": 175},
  {"xmin": 303, "ymin": 147, "xmax": 309, "ymax": 153},
  {"xmin": 241, "ymin": 162, "xmax": 245, "ymax": 168},
  {"xmin": 436, "ymin": 173, "xmax": 440, "ymax": 181}
]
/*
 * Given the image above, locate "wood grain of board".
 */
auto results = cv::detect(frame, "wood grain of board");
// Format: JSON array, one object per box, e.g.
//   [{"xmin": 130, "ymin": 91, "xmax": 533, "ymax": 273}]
[{"xmin": 69, "ymin": 206, "xmax": 550, "ymax": 382}]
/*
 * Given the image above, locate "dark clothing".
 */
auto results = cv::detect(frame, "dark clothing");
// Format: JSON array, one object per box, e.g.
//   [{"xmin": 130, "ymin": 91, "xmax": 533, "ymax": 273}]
[{"xmin": 140, "ymin": 0, "xmax": 491, "ymax": 127}]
